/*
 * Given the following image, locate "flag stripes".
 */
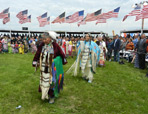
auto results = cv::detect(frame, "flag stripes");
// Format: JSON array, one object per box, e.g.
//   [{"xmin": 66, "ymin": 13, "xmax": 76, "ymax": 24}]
[
  {"xmin": 0, "ymin": 8, "xmax": 9, "ymax": 19},
  {"xmin": 3, "ymin": 13, "xmax": 10, "ymax": 24}
]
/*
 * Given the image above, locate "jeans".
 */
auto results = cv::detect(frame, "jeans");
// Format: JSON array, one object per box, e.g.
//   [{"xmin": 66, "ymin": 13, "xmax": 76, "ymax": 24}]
[
  {"xmin": 114, "ymin": 50, "xmax": 120, "ymax": 62},
  {"xmin": 107, "ymin": 50, "xmax": 112, "ymax": 60}
]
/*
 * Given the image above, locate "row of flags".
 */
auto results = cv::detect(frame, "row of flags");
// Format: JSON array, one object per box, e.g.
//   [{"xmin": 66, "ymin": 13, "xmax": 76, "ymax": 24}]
[
  {"xmin": 37, "ymin": 7, "xmax": 120, "ymax": 27},
  {"xmin": 0, "ymin": 7, "xmax": 120, "ymax": 27},
  {"xmin": 1, "ymin": 5, "xmax": 147, "ymax": 27},
  {"xmin": 123, "ymin": 4, "xmax": 148, "ymax": 21},
  {"xmin": 78, "ymin": 7, "xmax": 120, "ymax": 26}
]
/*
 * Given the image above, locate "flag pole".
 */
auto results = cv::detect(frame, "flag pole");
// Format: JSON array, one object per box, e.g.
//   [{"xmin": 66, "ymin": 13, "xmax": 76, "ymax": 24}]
[
  {"xmin": 10, "ymin": 30, "xmax": 11, "ymax": 38},
  {"xmin": 141, "ymin": 18, "xmax": 144, "ymax": 34},
  {"xmin": 70, "ymin": 23, "xmax": 71, "ymax": 32},
  {"xmin": 9, "ymin": 17, "xmax": 11, "ymax": 38},
  {"xmin": 49, "ymin": 21, "xmax": 51, "ymax": 31}
]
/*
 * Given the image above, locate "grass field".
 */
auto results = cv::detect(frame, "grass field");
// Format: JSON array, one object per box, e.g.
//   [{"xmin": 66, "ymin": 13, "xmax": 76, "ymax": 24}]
[{"xmin": 0, "ymin": 53, "xmax": 148, "ymax": 114}]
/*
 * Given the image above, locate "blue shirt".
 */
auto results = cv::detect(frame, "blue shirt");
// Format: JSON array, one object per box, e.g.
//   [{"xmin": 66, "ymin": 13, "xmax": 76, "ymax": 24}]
[{"xmin": 133, "ymin": 38, "xmax": 138, "ymax": 47}]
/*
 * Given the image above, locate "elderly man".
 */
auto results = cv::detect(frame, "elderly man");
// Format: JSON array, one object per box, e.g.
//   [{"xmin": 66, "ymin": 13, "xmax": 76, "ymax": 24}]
[
  {"xmin": 136, "ymin": 34, "xmax": 147, "ymax": 69},
  {"xmin": 32, "ymin": 31, "xmax": 67, "ymax": 103},
  {"xmin": 67, "ymin": 33, "xmax": 100, "ymax": 83}
]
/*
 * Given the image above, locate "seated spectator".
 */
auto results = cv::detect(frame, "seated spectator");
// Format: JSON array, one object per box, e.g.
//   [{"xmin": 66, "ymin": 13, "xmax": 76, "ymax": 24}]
[{"xmin": 125, "ymin": 39, "xmax": 134, "ymax": 51}]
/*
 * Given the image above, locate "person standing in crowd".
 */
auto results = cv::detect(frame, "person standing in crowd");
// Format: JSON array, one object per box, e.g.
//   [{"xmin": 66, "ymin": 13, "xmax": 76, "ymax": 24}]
[
  {"xmin": 65, "ymin": 38, "xmax": 69, "ymax": 57},
  {"xmin": 133, "ymin": 36, "xmax": 141, "ymax": 67},
  {"xmin": 96, "ymin": 35, "xmax": 107, "ymax": 66},
  {"xmin": 145, "ymin": 39, "xmax": 148, "ymax": 77},
  {"xmin": 0, "ymin": 40, "xmax": 2, "ymax": 53},
  {"xmin": 68, "ymin": 38, "xmax": 73, "ymax": 58},
  {"xmin": 72, "ymin": 38, "xmax": 77, "ymax": 57},
  {"xmin": 136, "ymin": 34, "xmax": 147, "ymax": 69},
  {"xmin": 113, "ymin": 35, "xmax": 121, "ymax": 62},
  {"xmin": 2, "ymin": 37, "xmax": 8, "ymax": 53},
  {"xmin": 24, "ymin": 40, "xmax": 29, "ymax": 53},
  {"xmin": 24, "ymin": 36, "xmax": 28, "ymax": 43},
  {"xmin": 133, "ymin": 34, "xmax": 139, "ymax": 48},
  {"xmin": 107, "ymin": 38, "xmax": 113, "ymax": 61},
  {"xmin": 67, "ymin": 34, "xmax": 100, "ymax": 83},
  {"xmin": 124, "ymin": 38, "xmax": 134, "ymax": 62},
  {"xmin": 8, "ymin": 41, "xmax": 12, "ymax": 54},
  {"xmin": 28, "ymin": 38, "xmax": 33, "ymax": 52},
  {"xmin": 94, "ymin": 37, "xmax": 97, "ymax": 43},
  {"xmin": 31, "ymin": 38, "xmax": 37, "ymax": 54},
  {"xmin": 14, "ymin": 41, "xmax": 19, "ymax": 53},
  {"xmin": 18, "ymin": 36, "xmax": 23, "ymax": 44},
  {"xmin": 120, "ymin": 38, "xmax": 127, "ymax": 51},
  {"xmin": 125, "ymin": 39, "xmax": 134, "ymax": 51},
  {"xmin": 35, "ymin": 36, "xmax": 38, "ymax": 43},
  {"xmin": 32, "ymin": 31, "xmax": 67, "ymax": 103},
  {"xmin": 57, "ymin": 36, "xmax": 62, "ymax": 45},
  {"xmin": 11, "ymin": 42, "xmax": 15, "ymax": 54},
  {"xmin": 62, "ymin": 37, "xmax": 66, "ymax": 54},
  {"xmin": 18, "ymin": 42, "xmax": 24, "ymax": 54},
  {"xmin": 76, "ymin": 37, "xmax": 85, "ymax": 55}
]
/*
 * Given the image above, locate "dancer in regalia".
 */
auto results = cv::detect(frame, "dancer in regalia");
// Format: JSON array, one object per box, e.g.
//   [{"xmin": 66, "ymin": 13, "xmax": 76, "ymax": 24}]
[
  {"xmin": 96, "ymin": 35, "xmax": 108, "ymax": 66},
  {"xmin": 32, "ymin": 31, "xmax": 67, "ymax": 103},
  {"xmin": 67, "ymin": 34, "xmax": 100, "ymax": 83}
]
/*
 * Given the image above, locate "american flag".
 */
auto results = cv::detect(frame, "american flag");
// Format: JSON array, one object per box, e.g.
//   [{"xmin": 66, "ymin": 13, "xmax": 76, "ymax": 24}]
[
  {"xmin": 96, "ymin": 18, "xmax": 106, "ymax": 25},
  {"xmin": 37, "ymin": 12, "xmax": 47, "ymax": 22},
  {"xmin": 98, "ymin": 7, "xmax": 120, "ymax": 20},
  {"xmin": 19, "ymin": 15, "xmax": 31, "ymax": 24},
  {"xmin": 67, "ymin": 10, "xmax": 84, "ymax": 23},
  {"xmin": 123, "ymin": 5, "xmax": 141, "ymax": 21},
  {"xmin": 40, "ymin": 16, "xmax": 50, "ymax": 27},
  {"xmin": 77, "ymin": 17, "xmax": 86, "ymax": 27},
  {"xmin": 52, "ymin": 12, "xmax": 65, "ymax": 24},
  {"xmin": 16, "ymin": 10, "xmax": 28, "ymax": 20},
  {"xmin": 98, "ymin": 12, "xmax": 110, "ymax": 20},
  {"xmin": 65, "ymin": 15, "xmax": 72, "ymax": 23},
  {"xmin": 136, "ymin": 5, "xmax": 148, "ymax": 21},
  {"xmin": 108, "ymin": 7, "xmax": 120, "ymax": 18},
  {"xmin": 85, "ymin": 9, "xmax": 102, "ymax": 22},
  {"xmin": 3, "ymin": 13, "xmax": 10, "ymax": 24},
  {"xmin": 0, "ymin": 8, "xmax": 9, "ymax": 19}
]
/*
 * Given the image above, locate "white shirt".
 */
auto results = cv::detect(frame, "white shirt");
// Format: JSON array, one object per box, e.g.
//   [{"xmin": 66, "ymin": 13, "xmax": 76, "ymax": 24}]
[{"xmin": 114, "ymin": 39, "xmax": 118, "ymax": 47}]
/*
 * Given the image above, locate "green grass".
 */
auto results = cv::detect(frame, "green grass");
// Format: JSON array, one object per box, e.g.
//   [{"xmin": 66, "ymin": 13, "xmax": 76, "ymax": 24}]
[{"xmin": 0, "ymin": 53, "xmax": 148, "ymax": 114}]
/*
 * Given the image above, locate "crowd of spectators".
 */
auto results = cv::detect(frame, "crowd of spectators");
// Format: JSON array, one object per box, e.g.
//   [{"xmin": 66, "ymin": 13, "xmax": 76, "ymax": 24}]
[{"xmin": 0, "ymin": 32, "xmax": 148, "ymax": 72}]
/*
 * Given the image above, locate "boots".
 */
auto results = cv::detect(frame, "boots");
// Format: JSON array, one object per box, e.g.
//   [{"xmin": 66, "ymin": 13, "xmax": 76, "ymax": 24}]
[{"xmin": 49, "ymin": 98, "xmax": 55, "ymax": 104}]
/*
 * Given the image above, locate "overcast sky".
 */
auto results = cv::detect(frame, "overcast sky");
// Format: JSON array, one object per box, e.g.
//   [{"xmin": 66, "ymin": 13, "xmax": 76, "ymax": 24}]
[{"xmin": 0, "ymin": 0, "xmax": 146, "ymax": 35}]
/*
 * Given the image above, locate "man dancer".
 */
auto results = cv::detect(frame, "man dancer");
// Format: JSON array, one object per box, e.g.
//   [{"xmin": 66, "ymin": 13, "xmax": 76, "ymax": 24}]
[{"xmin": 32, "ymin": 31, "xmax": 67, "ymax": 103}]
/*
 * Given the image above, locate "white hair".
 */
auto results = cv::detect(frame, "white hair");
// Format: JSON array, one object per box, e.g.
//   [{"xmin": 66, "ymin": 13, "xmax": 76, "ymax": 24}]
[
  {"xmin": 42, "ymin": 31, "xmax": 58, "ymax": 40},
  {"xmin": 48, "ymin": 31, "xmax": 58, "ymax": 40}
]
